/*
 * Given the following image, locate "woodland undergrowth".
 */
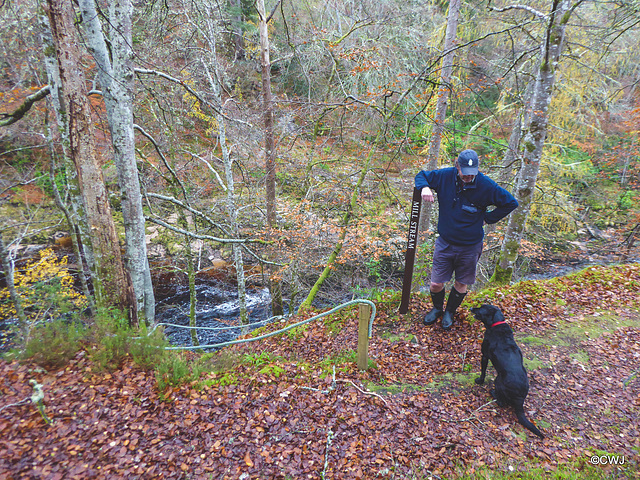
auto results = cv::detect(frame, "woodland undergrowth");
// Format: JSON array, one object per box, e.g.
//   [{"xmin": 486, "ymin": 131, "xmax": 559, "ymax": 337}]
[{"xmin": 0, "ymin": 263, "xmax": 638, "ymax": 479}]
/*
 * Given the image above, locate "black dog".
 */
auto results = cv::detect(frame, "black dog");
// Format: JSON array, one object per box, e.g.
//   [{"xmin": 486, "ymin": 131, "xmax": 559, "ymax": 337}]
[{"xmin": 472, "ymin": 304, "xmax": 544, "ymax": 438}]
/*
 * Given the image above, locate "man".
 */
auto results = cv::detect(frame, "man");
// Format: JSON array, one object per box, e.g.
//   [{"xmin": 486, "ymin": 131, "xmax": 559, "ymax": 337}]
[{"xmin": 415, "ymin": 149, "xmax": 518, "ymax": 330}]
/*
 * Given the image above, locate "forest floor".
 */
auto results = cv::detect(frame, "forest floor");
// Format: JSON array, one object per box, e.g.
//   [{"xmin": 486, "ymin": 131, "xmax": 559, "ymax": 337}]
[{"xmin": 0, "ymin": 263, "xmax": 639, "ymax": 479}]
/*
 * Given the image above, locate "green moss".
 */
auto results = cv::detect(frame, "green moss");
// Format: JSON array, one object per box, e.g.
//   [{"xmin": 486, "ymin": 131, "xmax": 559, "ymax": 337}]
[
  {"xmin": 380, "ymin": 332, "xmax": 417, "ymax": 344},
  {"xmin": 453, "ymin": 452, "xmax": 631, "ymax": 479},
  {"xmin": 489, "ymin": 264, "xmax": 513, "ymax": 285},
  {"xmin": 561, "ymin": 314, "xmax": 638, "ymax": 341},
  {"xmin": 320, "ymin": 349, "xmax": 357, "ymax": 375},
  {"xmin": 364, "ymin": 381, "xmax": 426, "ymax": 395},
  {"xmin": 323, "ymin": 312, "xmax": 348, "ymax": 336},
  {"xmin": 523, "ymin": 356, "xmax": 548, "ymax": 371},
  {"xmin": 518, "ymin": 334, "xmax": 569, "ymax": 347},
  {"xmin": 453, "ymin": 372, "xmax": 478, "ymax": 387},
  {"xmin": 285, "ymin": 323, "xmax": 309, "ymax": 340},
  {"xmin": 569, "ymin": 351, "xmax": 590, "ymax": 363},
  {"xmin": 518, "ymin": 335, "xmax": 546, "ymax": 346},
  {"xmin": 258, "ymin": 364, "xmax": 285, "ymax": 378}
]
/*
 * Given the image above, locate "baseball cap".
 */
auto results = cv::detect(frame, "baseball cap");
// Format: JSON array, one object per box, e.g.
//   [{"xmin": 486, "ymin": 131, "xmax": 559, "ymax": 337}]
[{"xmin": 457, "ymin": 149, "xmax": 479, "ymax": 175}]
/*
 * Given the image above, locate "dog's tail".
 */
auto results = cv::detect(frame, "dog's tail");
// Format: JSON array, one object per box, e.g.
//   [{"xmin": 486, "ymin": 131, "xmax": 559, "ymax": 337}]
[{"xmin": 515, "ymin": 407, "xmax": 544, "ymax": 438}]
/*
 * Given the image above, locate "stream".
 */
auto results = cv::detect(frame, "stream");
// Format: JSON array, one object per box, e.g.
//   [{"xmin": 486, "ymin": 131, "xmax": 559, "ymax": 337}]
[
  {"xmin": 1, "ymin": 248, "xmax": 638, "ymax": 353},
  {"xmin": 154, "ymin": 282, "xmax": 274, "ymax": 350}
]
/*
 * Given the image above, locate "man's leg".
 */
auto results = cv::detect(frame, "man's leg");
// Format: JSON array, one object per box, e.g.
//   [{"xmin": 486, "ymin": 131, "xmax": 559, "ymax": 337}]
[
  {"xmin": 423, "ymin": 282, "xmax": 445, "ymax": 325},
  {"xmin": 441, "ymin": 241, "xmax": 482, "ymax": 330},
  {"xmin": 453, "ymin": 281, "xmax": 467, "ymax": 294},
  {"xmin": 423, "ymin": 237, "xmax": 453, "ymax": 326},
  {"xmin": 442, "ymin": 281, "xmax": 467, "ymax": 330}
]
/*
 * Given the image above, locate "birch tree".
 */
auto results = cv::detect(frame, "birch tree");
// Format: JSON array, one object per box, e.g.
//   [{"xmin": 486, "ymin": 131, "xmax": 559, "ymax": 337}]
[
  {"xmin": 192, "ymin": 0, "xmax": 249, "ymax": 325},
  {"xmin": 0, "ymin": 232, "xmax": 28, "ymax": 336},
  {"xmin": 418, "ymin": 0, "xmax": 462, "ymax": 238},
  {"xmin": 256, "ymin": 0, "xmax": 277, "ymax": 227},
  {"xmin": 256, "ymin": 0, "xmax": 284, "ymax": 315},
  {"xmin": 422, "ymin": 0, "xmax": 461, "ymax": 171},
  {"xmin": 78, "ymin": 0, "xmax": 155, "ymax": 323},
  {"xmin": 492, "ymin": 0, "xmax": 581, "ymax": 284},
  {"xmin": 43, "ymin": 0, "xmax": 136, "ymax": 319}
]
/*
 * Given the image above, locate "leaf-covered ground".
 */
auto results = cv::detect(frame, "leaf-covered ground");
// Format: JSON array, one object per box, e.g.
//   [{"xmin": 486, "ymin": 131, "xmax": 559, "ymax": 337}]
[{"xmin": 0, "ymin": 264, "xmax": 639, "ymax": 479}]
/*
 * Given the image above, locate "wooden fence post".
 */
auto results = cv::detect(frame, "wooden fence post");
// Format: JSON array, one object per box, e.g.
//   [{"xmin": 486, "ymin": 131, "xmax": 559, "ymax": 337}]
[{"xmin": 357, "ymin": 303, "xmax": 371, "ymax": 371}]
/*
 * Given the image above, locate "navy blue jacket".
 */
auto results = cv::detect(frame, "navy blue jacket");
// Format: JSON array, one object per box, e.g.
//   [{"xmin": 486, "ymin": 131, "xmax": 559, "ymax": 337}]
[{"xmin": 415, "ymin": 167, "xmax": 518, "ymax": 245}]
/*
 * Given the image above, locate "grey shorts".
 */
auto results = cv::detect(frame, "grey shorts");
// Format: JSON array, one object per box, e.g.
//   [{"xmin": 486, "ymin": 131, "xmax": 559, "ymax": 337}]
[{"xmin": 430, "ymin": 236, "xmax": 483, "ymax": 285}]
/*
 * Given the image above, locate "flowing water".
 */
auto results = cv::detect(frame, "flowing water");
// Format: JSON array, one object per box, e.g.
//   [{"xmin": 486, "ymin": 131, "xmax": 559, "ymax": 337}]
[
  {"xmin": 154, "ymin": 281, "xmax": 274, "ymax": 351},
  {"xmin": 1, "ymin": 247, "xmax": 637, "ymax": 353}
]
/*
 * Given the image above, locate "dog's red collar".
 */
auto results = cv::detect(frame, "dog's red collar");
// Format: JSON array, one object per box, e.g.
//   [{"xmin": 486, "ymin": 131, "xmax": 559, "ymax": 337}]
[{"xmin": 491, "ymin": 321, "xmax": 508, "ymax": 327}]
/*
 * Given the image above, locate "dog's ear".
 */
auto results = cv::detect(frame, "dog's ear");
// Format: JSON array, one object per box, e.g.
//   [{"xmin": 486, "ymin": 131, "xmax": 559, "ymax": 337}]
[{"xmin": 492, "ymin": 307, "xmax": 505, "ymax": 324}]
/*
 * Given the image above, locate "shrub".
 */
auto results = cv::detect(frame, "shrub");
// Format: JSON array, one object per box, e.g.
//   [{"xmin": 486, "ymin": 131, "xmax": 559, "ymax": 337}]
[
  {"xmin": 129, "ymin": 324, "xmax": 170, "ymax": 370},
  {"xmin": 155, "ymin": 352, "xmax": 206, "ymax": 394},
  {"xmin": 88, "ymin": 308, "xmax": 169, "ymax": 371},
  {"xmin": 21, "ymin": 318, "xmax": 86, "ymax": 369},
  {"xmin": 0, "ymin": 247, "xmax": 91, "ymax": 367},
  {"xmin": 0, "ymin": 247, "xmax": 86, "ymax": 321}
]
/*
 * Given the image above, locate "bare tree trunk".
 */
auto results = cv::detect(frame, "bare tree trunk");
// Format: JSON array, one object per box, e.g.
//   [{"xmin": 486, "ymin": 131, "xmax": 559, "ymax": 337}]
[
  {"xmin": 418, "ymin": 0, "xmax": 461, "ymax": 239},
  {"xmin": 79, "ymin": 0, "xmax": 155, "ymax": 324},
  {"xmin": 198, "ymin": 2, "xmax": 249, "ymax": 324},
  {"xmin": 256, "ymin": 0, "xmax": 283, "ymax": 315},
  {"xmin": 492, "ymin": 0, "xmax": 575, "ymax": 284},
  {"xmin": 38, "ymin": 9, "xmax": 96, "ymax": 315},
  {"xmin": 216, "ymin": 100, "xmax": 249, "ymax": 325},
  {"xmin": 257, "ymin": 0, "xmax": 277, "ymax": 227},
  {"xmin": 0, "ymin": 232, "xmax": 28, "ymax": 335},
  {"xmin": 233, "ymin": 0, "xmax": 246, "ymax": 61},
  {"xmin": 46, "ymin": 138, "xmax": 96, "ymax": 316},
  {"xmin": 43, "ymin": 0, "xmax": 136, "ymax": 318}
]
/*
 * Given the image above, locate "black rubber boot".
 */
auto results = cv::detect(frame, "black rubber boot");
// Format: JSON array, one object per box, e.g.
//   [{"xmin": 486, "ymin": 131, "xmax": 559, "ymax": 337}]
[
  {"xmin": 442, "ymin": 287, "xmax": 466, "ymax": 330},
  {"xmin": 423, "ymin": 289, "xmax": 445, "ymax": 326}
]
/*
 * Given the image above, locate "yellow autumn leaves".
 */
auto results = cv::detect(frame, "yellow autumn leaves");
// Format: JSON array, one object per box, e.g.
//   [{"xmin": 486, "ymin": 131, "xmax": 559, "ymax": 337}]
[{"xmin": 0, "ymin": 247, "xmax": 86, "ymax": 321}]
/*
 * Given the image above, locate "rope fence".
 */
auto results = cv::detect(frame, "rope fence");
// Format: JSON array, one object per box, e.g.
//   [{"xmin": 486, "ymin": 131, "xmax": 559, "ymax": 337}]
[{"xmin": 146, "ymin": 299, "xmax": 377, "ymax": 352}]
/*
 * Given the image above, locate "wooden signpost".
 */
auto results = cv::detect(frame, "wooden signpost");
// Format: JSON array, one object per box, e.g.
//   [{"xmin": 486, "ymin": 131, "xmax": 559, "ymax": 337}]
[{"xmin": 399, "ymin": 187, "xmax": 422, "ymax": 314}]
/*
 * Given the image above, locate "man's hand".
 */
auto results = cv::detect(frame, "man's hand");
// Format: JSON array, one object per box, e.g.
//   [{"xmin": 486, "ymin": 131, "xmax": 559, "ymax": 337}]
[{"xmin": 421, "ymin": 186, "xmax": 435, "ymax": 203}]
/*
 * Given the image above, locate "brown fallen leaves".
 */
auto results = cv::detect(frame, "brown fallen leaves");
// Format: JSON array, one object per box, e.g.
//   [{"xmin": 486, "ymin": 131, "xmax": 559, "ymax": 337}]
[{"xmin": 0, "ymin": 264, "xmax": 638, "ymax": 479}]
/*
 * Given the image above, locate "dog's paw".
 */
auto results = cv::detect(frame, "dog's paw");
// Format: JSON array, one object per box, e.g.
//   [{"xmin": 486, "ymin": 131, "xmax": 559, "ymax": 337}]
[{"xmin": 474, "ymin": 377, "xmax": 484, "ymax": 385}]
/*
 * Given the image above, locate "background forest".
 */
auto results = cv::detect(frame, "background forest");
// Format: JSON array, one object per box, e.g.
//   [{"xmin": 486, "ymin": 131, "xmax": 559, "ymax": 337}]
[
  {"xmin": 2, "ymin": 0, "xmax": 639, "ymax": 329},
  {"xmin": 0, "ymin": 0, "xmax": 640, "ymax": 479}
]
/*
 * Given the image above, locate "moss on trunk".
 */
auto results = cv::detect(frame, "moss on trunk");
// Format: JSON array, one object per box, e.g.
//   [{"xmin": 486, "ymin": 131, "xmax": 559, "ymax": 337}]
[{"xmin": 489, "ymin": 264, "xmax": 513, "ymax": 285}]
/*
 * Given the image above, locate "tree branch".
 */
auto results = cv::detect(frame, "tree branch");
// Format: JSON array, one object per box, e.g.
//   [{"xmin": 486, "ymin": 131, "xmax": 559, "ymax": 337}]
[
  {"xmin": 488, "ymin": 4, "xmax": 547, "ymax": 19},
  {"xmin": 134, "ymin": 124, "xmax": 189, "ymax": 201},
  {"xmin": 266, "ymin": 0, "xmax": 283, "ymax": 23},
  {"xmin": 144, "ymin": 194, "xmax": 284, "ymax": 267},
  {"xmin": 0, "ymin": 86, "xmax": 51, "ymax": 127},
  {"xmin": 145, "ymin": 192, "xmax": 227, "ymax": 232},
  {"xmin": 134, "ymin": 68, "xmax": 252, "ymax": 127},
  {"xmin": 145, "ymin": 215, "xmax": 268, "ymax": 245},
  {"xmin": 179, "ymin": 149, "xmax": 227, "ymax": 192}
]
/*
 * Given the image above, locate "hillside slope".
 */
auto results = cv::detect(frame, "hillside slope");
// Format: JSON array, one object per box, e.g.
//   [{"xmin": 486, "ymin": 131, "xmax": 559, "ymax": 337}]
[{"xmin": 0, "ymin": 264, "xmax": 638, "ymax": 479}]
